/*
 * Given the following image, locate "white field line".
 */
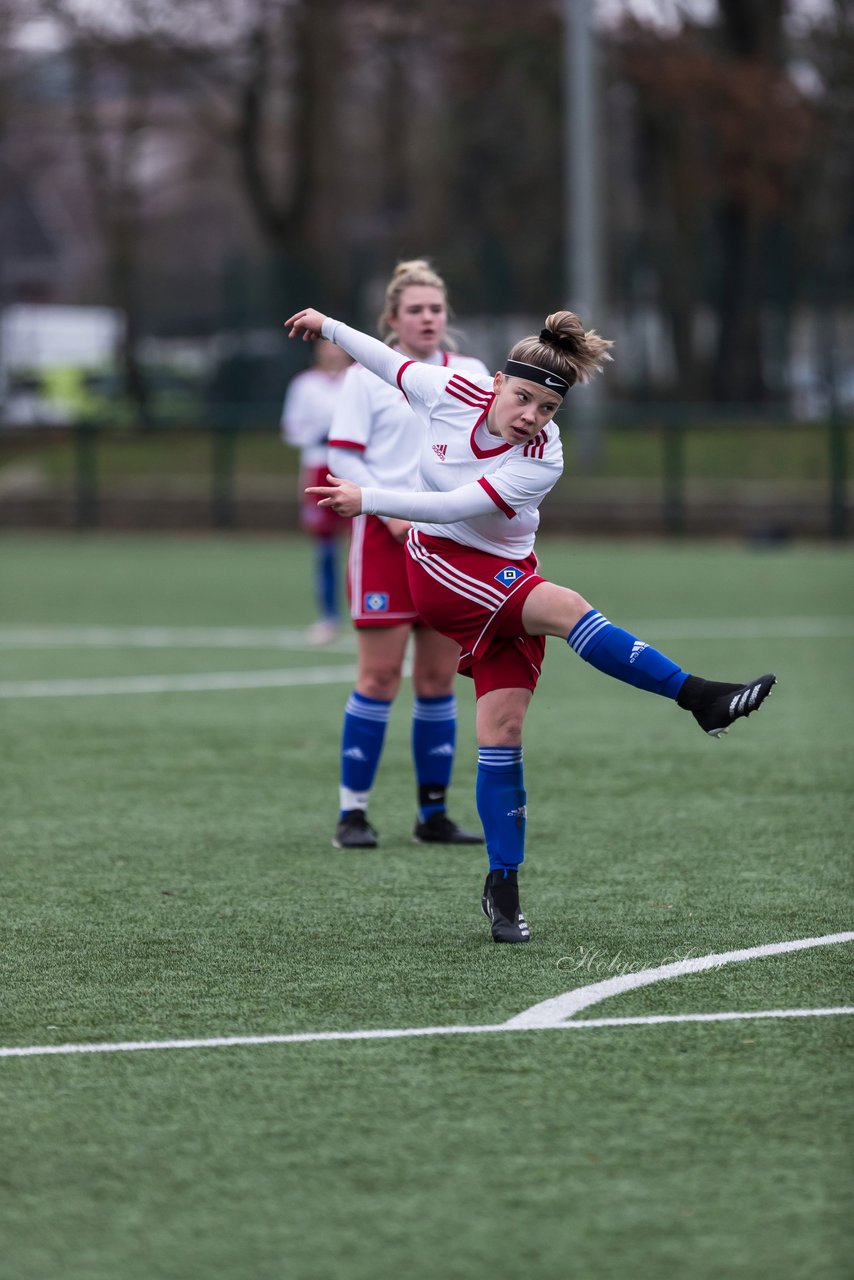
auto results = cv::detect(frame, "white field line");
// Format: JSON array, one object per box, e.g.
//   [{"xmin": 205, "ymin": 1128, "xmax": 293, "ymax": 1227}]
[
  {"xmin": 0, "ymin": 666, "xmax": 359, "ymax": 699},
  {"xmin": 1, "ymin": 1009, "xmax": 852, "ymax": 1060},
  {"xmin": 622, "ymin": 616, "xmax": 854, "ymax": 641},
  {"xmin": 2, "ymin": 933, "xmax": 850, "ymax": 1060},
  {"xmin": 0, "ymin": 626, "xmax": 356, "ymax": 651},
  {"xmin": 557, "ymin": 1008, "xmax": 854, "ymax": 1028},
  {"xmin": 0, "ymin": 614, "xmax": 850, "ymax": 700},
  {"xmin": 503, "ymin": 931, "xmax": 854, "ymax": 1028},
  {"xmin": 0, "ymin": 616, "xmax": 851, "ymax": 651}
]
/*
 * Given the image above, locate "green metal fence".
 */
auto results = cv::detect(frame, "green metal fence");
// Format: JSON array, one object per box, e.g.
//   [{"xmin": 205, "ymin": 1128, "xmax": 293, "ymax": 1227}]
[{"xmin": 0, "ymin": 409, "xmax": 849, "ymax": 539}]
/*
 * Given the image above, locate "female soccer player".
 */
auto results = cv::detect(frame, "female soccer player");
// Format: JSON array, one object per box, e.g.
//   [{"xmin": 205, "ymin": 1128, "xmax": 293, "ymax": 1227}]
[
  {"xmin": 286, "ymin": 304, "xmax": 776, "ymax": 943},
  {"xmin": 280, "ymin": 339, "xmax": 350, "ymax": 644},
  {"xmin": 326, "ymin": 260, "xmax": 489, "ymax": 851}
]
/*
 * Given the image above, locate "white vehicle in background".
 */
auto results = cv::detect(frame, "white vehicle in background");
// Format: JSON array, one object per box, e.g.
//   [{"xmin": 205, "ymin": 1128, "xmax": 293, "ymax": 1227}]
[{"xmin": 0, "ymin": 304, "xmax": 124, "ymax": 425}]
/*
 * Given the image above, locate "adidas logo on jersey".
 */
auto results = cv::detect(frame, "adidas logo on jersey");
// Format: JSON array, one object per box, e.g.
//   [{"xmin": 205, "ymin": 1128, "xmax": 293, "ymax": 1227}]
[
  {"xmin": 629, "ymin": 640, "xmax": 648, "ymax": 664},
  {"xmin": 432, "ymin": 443, "xmax": 448, "ymax": 461}
]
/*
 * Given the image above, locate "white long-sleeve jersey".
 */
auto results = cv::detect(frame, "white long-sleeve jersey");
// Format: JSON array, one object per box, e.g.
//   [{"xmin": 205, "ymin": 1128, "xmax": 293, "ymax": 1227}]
[
  {"xmin": 328, "ymin": 340, "xmax": 490, "ymax": 493},
  {"xmin": 321, "ymin": 318, "xmax": 564, "ymax": 559},
  {"xmin": 280, "ymin": 367, "xmax": 347, "ymax": 467}
]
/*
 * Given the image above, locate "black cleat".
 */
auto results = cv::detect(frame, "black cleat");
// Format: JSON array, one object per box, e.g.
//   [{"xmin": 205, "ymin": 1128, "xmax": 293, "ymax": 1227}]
[
  {"xmin": 332, "ymin": 810, "xmax": 378, "ymax": 849},
  {"xmin": 481, "ymin": 869, "xmax": 531, "ymax": 944},
  {"xmin": 687, "ymin": 672, "xmax": 777, "ymax": 738},
  {"xmin": 413, "ymin": 813, "xmax": 483, "ymax": 845}
]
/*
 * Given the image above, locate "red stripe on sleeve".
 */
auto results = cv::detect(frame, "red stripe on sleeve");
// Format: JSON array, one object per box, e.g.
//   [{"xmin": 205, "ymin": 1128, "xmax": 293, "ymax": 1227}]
[
  {"xmin": 396, "ymin": 359, "xmax": 416, "ymax": 402},
  {"xmin": 449, "ymin": 373, "xmax": 491, "ymax": 399},
  {"xmin": 447, "ymin": 386, "xmax": 489, "ymax": 409},
  {"xmin": 327, "ymin": 439, "xmax": 366, "ymax": 452},
  {"xmin": 478, "ymin": 477, "xmax": 516, "ymax": 519}
]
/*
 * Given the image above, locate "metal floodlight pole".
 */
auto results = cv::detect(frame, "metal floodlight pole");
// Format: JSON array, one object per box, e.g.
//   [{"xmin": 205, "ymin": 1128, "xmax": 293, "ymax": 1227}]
[{"xmin": 564, "ymin": 0, "xmax": 604, "ymax": 468}]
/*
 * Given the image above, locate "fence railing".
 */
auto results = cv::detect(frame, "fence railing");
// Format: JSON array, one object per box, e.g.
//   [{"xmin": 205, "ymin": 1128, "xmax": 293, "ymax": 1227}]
[{"xmin": 0, "ymin": 406, "xmax": 849, "ymax": 539}]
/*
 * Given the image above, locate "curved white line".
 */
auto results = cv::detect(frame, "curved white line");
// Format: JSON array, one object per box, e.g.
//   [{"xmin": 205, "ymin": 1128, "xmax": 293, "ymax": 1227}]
[
  {"xmin": 1, "ymin": 934, "xmax": 851, "ymax": 1059},
  {"xmin": 502, "ymin": 932, "xmax": 854, "ymax": 1029}
]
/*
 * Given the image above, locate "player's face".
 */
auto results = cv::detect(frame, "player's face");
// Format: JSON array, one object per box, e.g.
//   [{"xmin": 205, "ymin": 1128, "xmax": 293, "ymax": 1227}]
[
  {"xmin": 314, "ymin": 339, "xmax": 351, "ymax": 374},
  {"xmin": 488, "ymin": 374, "xmax": 562, "ymax": 444},
  {"xmin": 388, "ymin": 286, "xmax": 448, "ymax": 359}
]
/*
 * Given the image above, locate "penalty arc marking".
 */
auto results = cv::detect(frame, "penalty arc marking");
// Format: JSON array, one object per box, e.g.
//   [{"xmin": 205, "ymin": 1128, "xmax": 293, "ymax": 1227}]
[
  {"xmin": 502, "ymin": 930, "xmax": 854, "ymax": 1027},
  {"xmin": 1, "ymin": 931, "xmax": 851, "ymax": 1060}
]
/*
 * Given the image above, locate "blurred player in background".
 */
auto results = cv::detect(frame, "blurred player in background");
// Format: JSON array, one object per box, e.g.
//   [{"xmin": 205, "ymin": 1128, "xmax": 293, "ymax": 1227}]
[
  {"xmin": 280, "ymin": 339, "xmax": 351, "ymax": 644},
  {"xmin": 326, "ymin": 259, "xmax": 489, "ymax": 850},
  {"xmin": 288, "ymin": 303, "xmax": 778, "ymax": 945}
]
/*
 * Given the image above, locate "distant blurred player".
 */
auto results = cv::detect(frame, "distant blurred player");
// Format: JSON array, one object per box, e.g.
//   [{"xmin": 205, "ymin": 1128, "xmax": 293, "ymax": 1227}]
[
  {"xmin": 326, "ymin": 259, "xmax": 490, "ymax": 849},
  {"xmin": 281, "ymin": 339, "xmax": 351, "ymax": 644}
]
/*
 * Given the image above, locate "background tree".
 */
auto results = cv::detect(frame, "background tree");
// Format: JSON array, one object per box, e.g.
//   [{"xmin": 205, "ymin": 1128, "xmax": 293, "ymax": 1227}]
[
  {"xmin": 615, "ymin": 2, "xmax": 817, "ymax": 401},
  {"xmin": 1, "ymin": 0, "xmax": 848, "ymax": 409},
  {"xmin": 31, "ymin": 0, "xmax": 165, "ymax": 421}
]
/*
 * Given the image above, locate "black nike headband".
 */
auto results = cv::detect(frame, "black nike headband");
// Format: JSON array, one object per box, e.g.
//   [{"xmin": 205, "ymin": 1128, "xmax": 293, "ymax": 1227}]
[{"xmin": 502, "ymin": 359, "xmax": 572, "ymax": 396}]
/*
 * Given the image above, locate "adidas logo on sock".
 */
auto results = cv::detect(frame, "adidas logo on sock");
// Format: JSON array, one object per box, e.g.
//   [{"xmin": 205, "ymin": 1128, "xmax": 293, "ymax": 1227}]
[
  {"xmin": 629, "ymin": 640, "xmax": 648, "ymax": 664},
  {"xmin": 428, "ymin": 743, "xmax": 454, "ymax": 756},
  {"xmin": 343, "ymin": 746, "xmax": 367, "ymax": 760}
]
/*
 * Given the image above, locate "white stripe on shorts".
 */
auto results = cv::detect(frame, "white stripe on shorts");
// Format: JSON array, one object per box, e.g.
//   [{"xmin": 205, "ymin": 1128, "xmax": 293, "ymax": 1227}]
[
  {"xmin": 348, "ymin": 514, "xmax": 366, "ymax": 622},
  {"xmin": 407, "ymin": 533, "xmax": 505, "ymax": 612}
]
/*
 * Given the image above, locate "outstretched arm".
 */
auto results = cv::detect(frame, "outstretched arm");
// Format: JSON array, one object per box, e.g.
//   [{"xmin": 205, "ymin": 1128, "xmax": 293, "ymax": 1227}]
[
  {"xmin": 323, "ymin": 449, "xmax": 410, "ymax": 542},
  {"xmin": 285, "ymin": 309, "xmax": 409, "ymax": 391},
  {"xmin": 307, "ymin": 476, "xmax": 497, "ymax": 523}
]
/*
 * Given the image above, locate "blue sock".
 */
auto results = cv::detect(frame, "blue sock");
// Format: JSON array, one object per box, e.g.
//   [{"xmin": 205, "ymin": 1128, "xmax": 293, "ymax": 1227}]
[
  {"xmin": 567, "ymin": 610, "xmax": 688, "ymax": 698},
  {"xmin": 339, "ymin": 691, "xmax": 391, "ymax": 814},
  {"xmin": 476, "ymin": 747, "xmax": 526, "ymax": 872},
  {"xmin": 316, "ymin": 538, "xmax": 338, "ymax": 622},
  {"xmin": 412, "ymin": 695, "xmax": 456, "ymax": 821}
]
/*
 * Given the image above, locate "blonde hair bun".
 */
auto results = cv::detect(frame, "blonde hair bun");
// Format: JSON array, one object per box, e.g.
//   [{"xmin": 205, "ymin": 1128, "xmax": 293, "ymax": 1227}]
[{"xmin": 508, "ymin": 310, "xmax": 613, "ymax": 388}]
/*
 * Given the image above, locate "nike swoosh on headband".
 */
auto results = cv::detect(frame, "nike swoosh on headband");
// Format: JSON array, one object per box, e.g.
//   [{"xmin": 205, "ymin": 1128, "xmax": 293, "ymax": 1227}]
[{"xmin": 503, "ymin": 359, "xmax": 572, "ymax": 394}]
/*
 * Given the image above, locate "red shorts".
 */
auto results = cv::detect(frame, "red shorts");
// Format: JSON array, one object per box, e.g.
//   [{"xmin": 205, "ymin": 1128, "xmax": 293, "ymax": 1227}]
[
  {"xmin": 300, "ymin": 464, "xmax": 348, "ymax": 538},
  {"xmin": 405, "ymin": 530, "xmax": 546, "ymax": 697},
  {"xmin": 347, "ymin": 514, "xmax": 420, "ymax": 628}
]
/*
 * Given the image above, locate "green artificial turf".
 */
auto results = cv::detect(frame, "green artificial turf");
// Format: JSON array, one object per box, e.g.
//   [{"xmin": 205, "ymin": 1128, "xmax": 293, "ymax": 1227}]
[{"xmin": 0, "ymin": 534, "xmax": 851, "ymax": 1280}]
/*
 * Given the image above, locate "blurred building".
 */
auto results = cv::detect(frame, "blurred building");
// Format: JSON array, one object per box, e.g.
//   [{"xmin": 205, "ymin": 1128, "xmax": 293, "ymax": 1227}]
[{"xmin": 0, "ymin": 177, "xmax": 58, "ymax": 304}]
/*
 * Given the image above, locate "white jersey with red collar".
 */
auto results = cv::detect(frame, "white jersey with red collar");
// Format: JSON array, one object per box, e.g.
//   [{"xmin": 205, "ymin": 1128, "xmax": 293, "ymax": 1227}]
[
  {"xmin": 398, "ymin": 360, "xmax": 564, "ymax": 559},
  {"xmin": 280, "ymin": 367, "xmax": 347, "ymax": 467},
  {"xmin": 329, "ymin": 348, "xmax": 490, "ymax": 489}
]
